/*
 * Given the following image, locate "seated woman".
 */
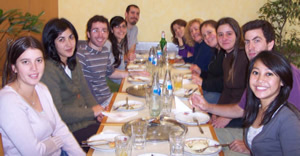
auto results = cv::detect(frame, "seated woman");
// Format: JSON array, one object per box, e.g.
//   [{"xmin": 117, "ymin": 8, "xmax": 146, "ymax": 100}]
[
  {"xmin": 108, "ymin": 16, "xmax": 149, "ymax": 86},
  {"xmin": 179, "ymin": 18, "xmax": 213, "ymax": 79},
  {"xmin": 40, "ymin": 18, "xmax": 104, "ymax": 149},
  {"xmin": 0, "ymin": 36, "xmax": 84, "ymax": 155},
  {"xmin": 244, "ymin": 51, "xmax": 300, "ymax": 155},
  {"xmin": 170, "ymin": 19, "xmax": 194, "ymax": 58},
  {"xmin": 212, "ymin": 17, "xmax": 249, "ymax": 128},
  {"xmin": 191, "ymin": 20, "xmax": 225, "ymax": 104}
]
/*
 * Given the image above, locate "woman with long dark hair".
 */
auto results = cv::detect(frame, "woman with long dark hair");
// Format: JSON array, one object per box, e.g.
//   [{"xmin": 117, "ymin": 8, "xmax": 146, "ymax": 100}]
[
  {"xmin": 0, "ymin": 36, "xmax": 84, "ymax": 155},
  {"xmin": 244, "ymin": 51, "xmax": 300, "ymax": 155},
  {"xmin": 109, "ymin": 16, "xmax": 128, "ymax": 70},
  {"xmin": 41, "ymin": 18, "xmax": 104, "ymax": 150},
  {"xmin": 210, "ymin": 17, "xmax": 248, "ymax": 128}
]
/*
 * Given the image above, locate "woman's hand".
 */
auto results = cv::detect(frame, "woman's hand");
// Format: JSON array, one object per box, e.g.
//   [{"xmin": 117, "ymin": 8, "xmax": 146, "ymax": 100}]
[
  {"xmin": 230, "ymin": 140, "xmax": 250, "ymax": 154},
  {"xmin": 190, "ymin": 93, "xmax": 210, "ymax": 112},
  {"xmin": 190, "ymin": 64, "xmax": 201, "ymax": 75},
  {"xmin": 92, "ymin": 105, "xmax": 105, "ymax": 117},
  {"xmin": 192, "ymin": 74, "xmax": 203, "ymax": 86},
  {"xmin": 126, "ymin": 52, "xmax": 136, "ymax": 61}
]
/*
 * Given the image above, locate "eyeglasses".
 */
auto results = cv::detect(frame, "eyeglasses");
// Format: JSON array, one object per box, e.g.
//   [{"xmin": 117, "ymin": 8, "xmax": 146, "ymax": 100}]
[
  {"xmin": 114, "ymin": 25, "xmax": 127, "ymax": 29},
  {"xmin": 91, "ymin": 28, "xmax": 108, "ymax": 34}
]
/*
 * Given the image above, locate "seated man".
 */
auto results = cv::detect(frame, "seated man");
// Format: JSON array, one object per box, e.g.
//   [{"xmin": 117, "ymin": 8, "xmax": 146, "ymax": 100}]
[{"xmin": 191, "ymin": 19, "xmax": 300, "ymax": 155}]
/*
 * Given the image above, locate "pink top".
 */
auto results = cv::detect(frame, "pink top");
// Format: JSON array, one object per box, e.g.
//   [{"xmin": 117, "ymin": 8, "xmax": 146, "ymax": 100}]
[{"xmin": 0, "ymin": 83, "xmax": 85, "ymax": 156}]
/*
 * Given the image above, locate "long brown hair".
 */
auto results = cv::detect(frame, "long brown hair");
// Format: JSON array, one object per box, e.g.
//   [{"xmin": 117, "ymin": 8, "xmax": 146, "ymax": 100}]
[{"xmin": 217, "ymin": 17, "xmax": 244, "ymax": 82}]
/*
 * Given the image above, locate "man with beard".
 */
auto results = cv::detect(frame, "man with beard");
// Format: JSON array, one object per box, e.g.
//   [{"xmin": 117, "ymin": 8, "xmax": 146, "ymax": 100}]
[{"xmin": 125, "ymin": 4, "xmax": 140, "ymax": 61}]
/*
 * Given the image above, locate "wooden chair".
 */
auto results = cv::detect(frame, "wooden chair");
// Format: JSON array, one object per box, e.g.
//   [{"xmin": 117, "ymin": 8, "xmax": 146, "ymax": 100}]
[{"xmin": 0, "ymin": 133, "xmax": 4, "ymax": 156}]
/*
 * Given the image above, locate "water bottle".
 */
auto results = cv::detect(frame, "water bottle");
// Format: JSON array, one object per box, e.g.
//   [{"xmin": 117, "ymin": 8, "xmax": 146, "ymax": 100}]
[{"xmin": 161, "ymin": 69, "xmax": 173, "ymax": 115}]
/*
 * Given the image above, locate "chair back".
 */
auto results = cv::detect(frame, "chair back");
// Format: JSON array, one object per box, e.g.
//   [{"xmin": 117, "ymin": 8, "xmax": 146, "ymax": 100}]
[{"xmin": 0, "ymin": 133, "xmax": 4, "ymax": 156}]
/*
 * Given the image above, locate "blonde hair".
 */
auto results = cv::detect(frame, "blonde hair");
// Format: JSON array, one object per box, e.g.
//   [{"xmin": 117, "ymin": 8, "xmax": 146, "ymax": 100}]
[{"xmin": 184, "ymin": 18, "xmax": 204, "ymax": 47}]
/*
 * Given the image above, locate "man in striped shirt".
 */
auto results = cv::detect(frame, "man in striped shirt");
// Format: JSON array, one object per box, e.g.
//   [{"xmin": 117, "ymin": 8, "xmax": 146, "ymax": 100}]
[{"xmin": 77, "ymin": 15, "xmax": 130, "ymax": 107}]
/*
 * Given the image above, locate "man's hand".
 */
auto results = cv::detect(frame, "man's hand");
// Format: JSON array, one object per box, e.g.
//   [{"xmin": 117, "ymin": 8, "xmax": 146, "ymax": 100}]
[
  {"xmin": 190, "ymin": 64, "xmax": 201, "ymax": 75},
  {"xmin": 192, "ymin": 74, "xmax": 203, "ymax": 86},
  {"xmin": 230, "ymin": 140, "xmax": 250, "ymax": 154},
  {"xmin": 190, "ymin": 93, "xmax": 210, "ymax": 112},
  {"xmin": 212, "ymin": 116, "xmax": 232, "ymax": 128}
]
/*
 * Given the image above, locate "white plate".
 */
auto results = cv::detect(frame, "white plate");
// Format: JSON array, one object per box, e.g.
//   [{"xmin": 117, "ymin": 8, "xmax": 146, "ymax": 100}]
[
  {"xmin": 127, "ymin": 64, "xmax": 146, "ymax": 71},
  {"xmin": 174, "ymin": 88, "xmax": 197, "ymax": 99},
  {"xmin": 183, "ymin": 73, "xmax": 192, "ymax": 80},
  {"xmin": 185, "ymin": 137, "xmax": 222, "ymax": 155},
  {"xmin": 128, "ymin": 76, "xmax": 151, "ymax": 84},
  {"xmin": 113, "ymin": 100, "xmax": 144, "ymax": 111},
  {"xmin": 175, "ymin": 112, "xmax": 210, "ymax": 125},
  {"xmin": 87, "ymin": 132, "xmax": 120, "ymax": 151},
  {"xmin": 138, "ymin": 153, "xmax": 168, "ymax": 156},
  {"xmin": 173, "ymin": 63, "xmax": 191, "ymax": 70}
]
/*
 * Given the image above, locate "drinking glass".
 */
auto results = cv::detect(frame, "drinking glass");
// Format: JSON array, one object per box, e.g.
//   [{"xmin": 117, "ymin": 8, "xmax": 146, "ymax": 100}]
[
  {"xmin": 173, "ymin": 74, "xmax": 183, "ymax": 90},
  {"xmin": 131, "ymin": 120, "xmax": 148, "ymax": 150},
  {"xmin": 169, "ymin": 131, "xmax": 185, "ymax": 156},
  {"xmin": 161, "ymin": 94, "xmax": 173, "ymax": 116},
  {"xmin": 149, "ymin": 94, "xmax": 161, "ymax": 117},
  {"xmin": 115, "ymin": 135, "xmax": 132, "ymax": 156}
]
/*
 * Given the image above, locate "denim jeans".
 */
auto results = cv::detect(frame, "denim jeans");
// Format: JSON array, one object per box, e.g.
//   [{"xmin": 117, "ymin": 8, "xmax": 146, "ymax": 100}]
[{"xmin": 203, "ymin": 90, "xmax": 221, "ymax": 104}]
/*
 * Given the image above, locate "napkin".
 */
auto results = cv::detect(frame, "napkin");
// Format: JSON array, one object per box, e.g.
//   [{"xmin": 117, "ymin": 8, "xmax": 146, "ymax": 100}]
[
  {"xmin": 172, "ymin": 96, "xmax": 192, "ymax": 113},
  {"xmin": 102, "ymin": 112, "xmax": 138, "ymax": 122}
]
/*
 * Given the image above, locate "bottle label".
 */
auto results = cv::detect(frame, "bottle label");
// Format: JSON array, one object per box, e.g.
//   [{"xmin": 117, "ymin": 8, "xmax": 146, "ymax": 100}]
[
  {"xmin": 153, "ymin": 88, "xmax": 161, "ymax": 95},
  {"xmin": 167, "ymin": 81, "xmax": 173, "ymax": 90},
  {"xmin": 157, "ymin": 50, "xmax": 162, "ymax": 56},
  {"xmin": 148, "ymin": 55, "xmax": 153, "ymax": 62},
  {"xmin": 152, "ymin": 58, "xmax": 157, "ymax": 66}
]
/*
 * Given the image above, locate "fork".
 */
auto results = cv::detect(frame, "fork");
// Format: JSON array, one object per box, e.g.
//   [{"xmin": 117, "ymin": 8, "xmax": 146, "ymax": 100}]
[
  {"xmin": 194, "ymin": 144, "xmax": 230, "ymax": 153},
  {"xmin": 184, "ymin": 88, "xmax": 198, "ymax": 98},
  {"xmin": 193, "ymin": 117, "xmax": 204, "ymax": 134}
]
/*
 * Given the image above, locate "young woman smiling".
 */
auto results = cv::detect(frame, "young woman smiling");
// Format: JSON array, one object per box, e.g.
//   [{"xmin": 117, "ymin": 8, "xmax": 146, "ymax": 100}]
[
  {"xmin": 0, "ymin": 36, "xmax": 84, "ymax": 155},
  {"xmin": 191, "ymin": 20, "xmax": 225, "ymax": 104},
  {"xmin": 41, "ymin": 18, "xmax": 105, "ymax": 150},
  {"xmin": 244, "ymin": 51, "xmax": 300, "ymax": 155},
  {"xmin": 212, "ymin": 17, "xmax": 249, "ymax": 128},
  {"xmin": 170, "ymin": 19, "xmax": 194, "ymax": 58}
]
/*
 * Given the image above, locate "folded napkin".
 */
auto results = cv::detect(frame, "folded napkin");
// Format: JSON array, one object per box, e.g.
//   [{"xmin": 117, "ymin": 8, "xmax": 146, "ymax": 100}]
[
  {"xmin": 172, "ymin": 96, "xmax": 192, "ymax": 113},
  {"xmin": 102, "ymin": 112, "xmax": 138, "ymax": 122}
]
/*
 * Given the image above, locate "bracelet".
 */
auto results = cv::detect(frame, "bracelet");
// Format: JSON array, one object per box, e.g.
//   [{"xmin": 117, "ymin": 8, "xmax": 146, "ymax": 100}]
[{"xmin": 179, "ymin": 45, "xmax": 185, "ymax": 50}]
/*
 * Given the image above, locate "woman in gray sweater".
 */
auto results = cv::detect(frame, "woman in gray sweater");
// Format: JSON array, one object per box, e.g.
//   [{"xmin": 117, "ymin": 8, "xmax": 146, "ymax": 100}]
[
  {"xmin": 244, "ymin": 51, "xmax": 300, "ymax": 155},
  {"xmin": 41, "ymin": 18, "xmax": 105, "ymax": 151}
]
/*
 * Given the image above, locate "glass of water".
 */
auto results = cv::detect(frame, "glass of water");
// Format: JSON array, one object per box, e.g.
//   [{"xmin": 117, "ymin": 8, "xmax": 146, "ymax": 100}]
[
  {"xmin": 131, "ymin": 120, "xmax": 148, "ymax": 150},
  {"xmin": 169, "ymin": 130, "xmax": 185, "ymax": 156}
]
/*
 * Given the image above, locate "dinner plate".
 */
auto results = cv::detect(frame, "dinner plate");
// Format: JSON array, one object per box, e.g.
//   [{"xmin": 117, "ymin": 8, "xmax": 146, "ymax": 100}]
[
  {"xmin": 127, "ymin": 64, "xmax": 146, "ymax": 71},
  {"xmin": 175, "ymin": 112, "xmax": 210, "ymax": 125},
  {"xmin": 174, "ymin": 88, "xmax": 197, "ymax": 99},
  {"xmin": 87, "ymin": 132, "xmax": 120, "ymax": 151},
  {"xmin": 183, "ymin": 73, "xmax": 192, "ymax": 80},
  {"xmin": 172, "ymin": 63, "xmax": 191, "ymax": 70},
  {"xmin": 126, "ymin": 84, "xmax": 150, "ymax": 97},
  {"xmin": 184, "ymin": 137, "xmax": 222, "ymax": 155},
  {"xmin": 127, "ymin": 76, "xmax": 151, "ymax": 84},
  {"xmin": 113, "ymin": 100, "xmax": 145, "ymax": 111},
  {"xmin": 138, "ymin": 153, "xmax": 168, "ymax": 156}
]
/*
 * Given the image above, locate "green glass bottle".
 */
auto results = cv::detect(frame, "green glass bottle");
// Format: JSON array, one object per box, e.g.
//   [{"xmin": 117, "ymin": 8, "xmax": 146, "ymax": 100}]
[{"xmin": 160, "ymin": 31, "xmax": 167, "ymax": 54}]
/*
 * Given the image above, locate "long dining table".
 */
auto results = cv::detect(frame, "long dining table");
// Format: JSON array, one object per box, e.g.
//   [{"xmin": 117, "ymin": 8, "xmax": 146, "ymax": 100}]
[{"xmin": 87, "ymin": 61, "xmax": 225, "ymax": 156}]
